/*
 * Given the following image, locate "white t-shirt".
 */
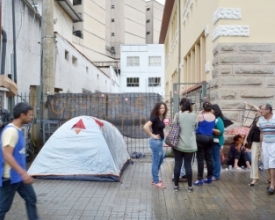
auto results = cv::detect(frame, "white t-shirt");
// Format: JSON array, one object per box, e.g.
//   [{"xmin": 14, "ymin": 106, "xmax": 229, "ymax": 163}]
[{"xmin": 1, "ymin": 124, "xmax": 21, "ymax": 178}]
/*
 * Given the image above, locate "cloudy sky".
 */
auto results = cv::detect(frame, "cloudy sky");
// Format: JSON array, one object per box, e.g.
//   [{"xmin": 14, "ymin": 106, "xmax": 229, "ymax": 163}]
[
  {"xmin": 146, "ymin": 0, "xmax": 165, "ymax": 5},
  {"xmin": 156, "ymin": 0, "xmax": 165, "ymax": 5}
]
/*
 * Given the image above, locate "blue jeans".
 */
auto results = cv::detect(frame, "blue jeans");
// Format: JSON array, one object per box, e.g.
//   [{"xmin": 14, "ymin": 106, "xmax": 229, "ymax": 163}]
[
  {"xmin": 212, "ymin": 143, "xmax": 221, "ymax": 180},
  {"xmin": 149, "ymin": 138, "xmax": 164, "ymax": 184},
  {"xmin": 0, "ymin": 179, "xmax": 39, "ymax": 220}
]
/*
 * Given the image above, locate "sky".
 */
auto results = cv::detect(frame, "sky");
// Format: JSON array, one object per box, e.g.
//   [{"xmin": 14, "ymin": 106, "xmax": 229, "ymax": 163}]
[
  {"xmin": 156, "ymin": 0, "xmax": 165, "ymax": 5},
  {"xmin": 146, "ymin": 0, "xmax": 165, "ymax": 5}
]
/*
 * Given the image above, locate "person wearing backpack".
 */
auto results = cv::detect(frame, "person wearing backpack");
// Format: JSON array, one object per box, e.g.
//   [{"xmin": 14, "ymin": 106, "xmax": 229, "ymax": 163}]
[{"xmin": 0, "ymin": 103, "xmax": 39, "ymax": 219}]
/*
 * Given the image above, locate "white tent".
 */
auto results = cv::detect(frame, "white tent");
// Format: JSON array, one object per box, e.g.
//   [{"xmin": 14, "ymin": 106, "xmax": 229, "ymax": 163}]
[{"xmin": 28, "ymin": 116, "xmax": 131, "ymax": 182}]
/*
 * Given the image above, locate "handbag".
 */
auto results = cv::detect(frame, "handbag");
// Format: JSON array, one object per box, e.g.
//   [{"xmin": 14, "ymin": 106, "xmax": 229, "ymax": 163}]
[
  {"xmin": 246, "ymin": 118, "xmax": 257, "ymax": 148},
  {"xmin": 165, "ymin": 113, "xmax": 180, "ymax": 147}
]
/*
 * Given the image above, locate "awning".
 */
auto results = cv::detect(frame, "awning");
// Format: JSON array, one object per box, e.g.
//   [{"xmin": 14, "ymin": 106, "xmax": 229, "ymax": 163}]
[
  {"xmin": 55, "ymin": 0, "xmax": 83, "ymax": 22},
  {"xmin": 0, "ymin": 75, "xmax": 18, "ymax": 97}
]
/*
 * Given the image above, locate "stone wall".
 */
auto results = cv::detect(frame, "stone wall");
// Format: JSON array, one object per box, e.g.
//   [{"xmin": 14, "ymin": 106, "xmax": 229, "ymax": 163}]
[
  {"xmin": 209, "ymin": 43, "xmax": 275, "ymax": 124},
  {"xmin": 209, "ymin": 43, "xmax": 275, "ymax": 161}
]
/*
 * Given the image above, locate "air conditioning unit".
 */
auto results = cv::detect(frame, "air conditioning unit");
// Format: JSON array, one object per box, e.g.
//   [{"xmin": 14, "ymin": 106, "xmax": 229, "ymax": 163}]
[{"xmin": 73, "ymin": 30, "xmax": 83, "ymax": 39}]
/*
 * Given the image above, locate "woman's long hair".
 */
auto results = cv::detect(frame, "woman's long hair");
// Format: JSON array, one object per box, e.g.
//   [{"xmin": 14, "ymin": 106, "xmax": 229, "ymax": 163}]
[
  {"xmin": 212, "ymin": 104, "xmax": 224, "ymax": 119},
  {"xmin": 150, "ymin": 102, "xmax": 167, "ymax": 119}
]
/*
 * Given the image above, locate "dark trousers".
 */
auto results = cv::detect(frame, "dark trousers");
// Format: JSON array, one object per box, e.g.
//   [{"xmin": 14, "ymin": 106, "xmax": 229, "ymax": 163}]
[
  {"xmin": 173, "ymin": 149, "xmax": 194, "ymax": 187},
  {"xmin": 0, "ymin": 179, "xmax": 39, "ymax": 220},
  {"xmin": 227, "ymin": 149, "xmax": 249, "ymax": 167},
  {"xmin": 196, "ymin": 134, "xmax": 213, "ymax": 180}
]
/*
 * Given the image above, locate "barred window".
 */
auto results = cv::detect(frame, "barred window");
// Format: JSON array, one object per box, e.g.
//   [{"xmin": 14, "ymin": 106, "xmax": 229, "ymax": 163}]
[
  {"xmin": 126, "ymin": 56, "xmax": 139, "ymax": 66},
  {"xmin": 127, "ymin": 78, "xmax": 139, "ymax": 87},
  {"xmin": 148, "ymin": 77, "xmax": 161, "ymax": 87},
  {"xmin": 149, "ymin": 56, "xmax": 161, "ymax": 66}
]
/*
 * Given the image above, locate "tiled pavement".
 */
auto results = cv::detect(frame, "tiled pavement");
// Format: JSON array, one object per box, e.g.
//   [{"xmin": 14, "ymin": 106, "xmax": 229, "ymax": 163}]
[{"xmin": 5, "ymin": 158, "xmax": 275, "ymax": 220}]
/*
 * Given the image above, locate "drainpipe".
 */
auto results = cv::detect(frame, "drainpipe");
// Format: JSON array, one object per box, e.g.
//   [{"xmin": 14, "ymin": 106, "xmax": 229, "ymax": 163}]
[
  {"xmin": 12, "ymin": 0, "xmax": 17, "ymax": 83},
  {"xmin": 174, "ymin": 0, "xmax": 181, "ymax": 115},
  {"xmin": 1, "ymin": 29, "xmax": 6, "ymax": 75}
]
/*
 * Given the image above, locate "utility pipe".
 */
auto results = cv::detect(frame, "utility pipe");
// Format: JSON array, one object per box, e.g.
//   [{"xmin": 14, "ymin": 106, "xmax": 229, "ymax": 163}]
[
  {"xmin": 12, "ymin": 0, "xmax": 17, "ymax": 83},
  {"xmin": 1, "ymin": 29, "xmax": 6, "ymax": 75}
]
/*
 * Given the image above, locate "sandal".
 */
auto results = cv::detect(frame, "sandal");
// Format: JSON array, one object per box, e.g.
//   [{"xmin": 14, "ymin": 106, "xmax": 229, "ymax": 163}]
[
  {"xmin": 152, "ymin": 182, "xmax": 166, "ymax": 189},
  {"xmin": 151, "ymin": 180, "xmax": 162, "ymax": 185},
  {"xmin": 248, "ymin": 180, "xmax": 259, "ymax": 186}
]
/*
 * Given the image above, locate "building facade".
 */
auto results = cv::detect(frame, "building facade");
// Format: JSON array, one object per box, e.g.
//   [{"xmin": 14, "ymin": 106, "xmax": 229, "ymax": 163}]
[
  {"xmin": 30, "ymin": 0, "xmax": 164, "ymax": 61},
  {"xmin": 2, "ymin": 0, "xmax": 119, "ymax": 97},
  {"xmin": 145, "ymin": 0, "xmax": 164, "ymax": 44},
  {"xmin": 120, "ymin": 44, "xmax": 165, "ymax": 96},
  {"xmin": 160, "ymin": 0, "xmax": 275, "ymax": 124}
]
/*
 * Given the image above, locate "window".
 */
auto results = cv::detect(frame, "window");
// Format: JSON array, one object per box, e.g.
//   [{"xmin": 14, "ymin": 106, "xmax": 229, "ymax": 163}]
[
  {"xmin": 111, "ymin": 32, "xmax": 115, "ymax": 36},
  {"xmin": 73, "ymin": 0, "xmax": 82, "ymax": 5},
  {"xmin": 149, "ymin": 56, "xmax": 161, "ymax": 66},
  {"xmin": 111, "ymin": 19, "xmax": 115, "ymax": 22},
  {"xmin": 183, "ymin": 33, "xmax": 206, "ymax": 83},
  {"xmin": 146, "ymin": 19, "xmax": 150, "ymax": 23},
  {"xmin": 65, "ymin": 50, "xmax": 69, "ymax": 60},
  {"xmin": 126, "ymin": 56, "xmax": 139, "ymax": 66},
  {"xmin": 111, "ymin": 5, "xmax": 115, "ymax": 9},
  {"xmin": 148, "ymin": 77, "xmax": 161, "ymax": 87},
  {"xmin": 146, "ymin": 31, "xmax": 150, "ymax": 35},
  {"xmin": 147, "ymin": 8, "xmax": 150, "ymax": 11},
  {"xmin": 72, "ymin": 56, "xmax": 77, "ymax": 65},
  {"xmin": 127, "ymin": 78, "xmax": 139, "ymax": 87}
]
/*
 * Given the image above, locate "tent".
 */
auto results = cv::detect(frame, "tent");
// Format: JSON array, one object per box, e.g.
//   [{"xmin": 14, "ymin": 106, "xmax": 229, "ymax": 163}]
[{"xmin": 28, "ymin": 116, "xmax": 131, "ymax": 182}]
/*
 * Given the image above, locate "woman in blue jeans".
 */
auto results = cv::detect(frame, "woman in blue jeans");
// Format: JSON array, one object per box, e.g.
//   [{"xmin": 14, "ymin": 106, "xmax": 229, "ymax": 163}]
[
  {"xmin": 211, "ymin": 104, "xmax": 225, "ymax": 181},
  {"xmin": 144, "ymin": 102, "xmax": 168, "ymax": 189}
]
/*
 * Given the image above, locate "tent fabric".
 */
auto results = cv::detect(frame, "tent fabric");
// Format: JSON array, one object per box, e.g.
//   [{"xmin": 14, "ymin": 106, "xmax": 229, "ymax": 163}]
[{"xmin": 28, "ymin": 116, "xmax": 131, "ymax": 182}]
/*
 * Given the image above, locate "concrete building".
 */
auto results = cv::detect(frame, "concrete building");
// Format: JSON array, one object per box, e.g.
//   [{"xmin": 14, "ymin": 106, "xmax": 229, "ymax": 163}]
[
  {"xmin": 29, "ymin": 0, "xmax": 163, "ymax": 61},
  {"xmin": 55, "ymin": 33, "xmax": 120, "ymax": 94},
  {"xmin": 2, "ymin": 0, "xmax": 119, "ymax": 97},
  {"xmin": 1, "ymin": 0, "xmax": 41, "ymax": 108},
  {"xmin": 145, "ymin": 0, "xmax": 164, "ymax": 44},
  {"xmin": 160, "ymin": 0, "xmax": 275, "ymax": 123},
  {"xmin": 120, "ymin": 44, "xmax": 164, "ymax": 96}
]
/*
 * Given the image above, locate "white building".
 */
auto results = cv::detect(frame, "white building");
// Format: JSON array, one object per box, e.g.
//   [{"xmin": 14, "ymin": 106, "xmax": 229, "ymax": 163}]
[
  {"xmin": 1, "ymin": 0, "xmax": 120, "ymax": 98},
  {"xmin": 120, "ymin": 44, "xmax": 164, "ymax": 96},
  {"xmin": 55, "ymin": 34, "xmax": 120, "ymax": 94}
]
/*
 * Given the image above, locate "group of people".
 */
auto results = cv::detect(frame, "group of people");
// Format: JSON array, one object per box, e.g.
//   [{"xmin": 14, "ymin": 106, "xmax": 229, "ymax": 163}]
[
  {"xmin": 144, "ymin": 99, "xmax": 275, "ymax": 195},
  {"xmin": 143, "ymin": 98, "xmax": 225, "ymax": 192}
]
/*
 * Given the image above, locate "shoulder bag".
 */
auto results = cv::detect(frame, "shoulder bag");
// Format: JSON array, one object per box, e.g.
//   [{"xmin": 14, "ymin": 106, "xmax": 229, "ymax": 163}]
[{"xmin": 165, "ymin": 113, "xmax": 180, "ymax": 147}]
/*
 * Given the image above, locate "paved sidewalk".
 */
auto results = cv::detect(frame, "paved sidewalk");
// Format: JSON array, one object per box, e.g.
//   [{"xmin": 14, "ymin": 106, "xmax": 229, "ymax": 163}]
[{"xmin": 5, "ymin": 158, "xmax": 275, "ymax": 220}]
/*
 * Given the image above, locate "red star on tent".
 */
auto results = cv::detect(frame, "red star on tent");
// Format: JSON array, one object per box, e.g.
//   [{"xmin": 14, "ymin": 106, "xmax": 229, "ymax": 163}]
[
  {"xmin": 93, "ymin": 118, "xmax": 104, "ymax": 128},
  {"xmin": 72, "ymin": 119, "xmax": 86, "ymax": 134}
]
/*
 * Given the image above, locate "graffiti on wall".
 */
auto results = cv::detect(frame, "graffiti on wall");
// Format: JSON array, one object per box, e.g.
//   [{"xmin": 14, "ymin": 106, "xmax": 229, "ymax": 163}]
[{"xmin": 46, "ymin": 93, "xmax": 162, "ymax": 138}]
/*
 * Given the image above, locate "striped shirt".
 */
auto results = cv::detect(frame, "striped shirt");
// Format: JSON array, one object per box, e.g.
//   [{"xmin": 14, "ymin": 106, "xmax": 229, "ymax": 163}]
[{"xmin": 258, "ymin": 114, "xmax": 275, "ymax": 143}]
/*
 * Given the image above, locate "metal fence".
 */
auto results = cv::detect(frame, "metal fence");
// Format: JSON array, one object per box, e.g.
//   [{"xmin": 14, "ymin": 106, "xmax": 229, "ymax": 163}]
[
  {"xmin": 15, "ymin": 88, "xmax": 208, "ymax": 155},
  {"xmin": 44, "ymin": 93, "xmax": 163, "ymax": 153}
]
